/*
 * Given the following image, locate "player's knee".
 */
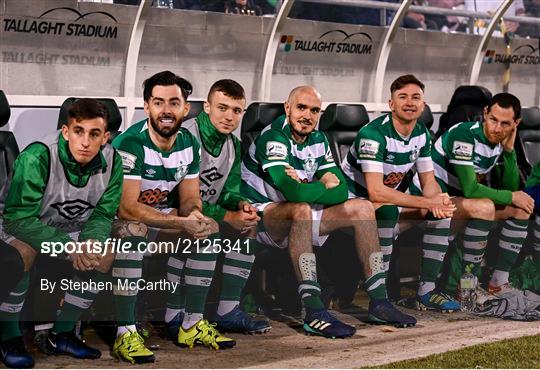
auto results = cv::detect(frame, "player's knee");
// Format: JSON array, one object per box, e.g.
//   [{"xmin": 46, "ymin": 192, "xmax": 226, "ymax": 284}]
[
  {"xmin": 112, "ymin": 220, "xmax": 148, "ymax": 238},
  {"xmin": 471, "ymin": 199, "xmax": 496, "ymax": 220},
  {"xmin": 290, "ymin": 202, "xmax": 312, "ymax": 220},
  {"xmin": 0, "ymin": 240, "xmax": 25, "ymax": 301},
  {"xmin": 346, "ymin": 199, "xmax": 375, "ymax": 220}
]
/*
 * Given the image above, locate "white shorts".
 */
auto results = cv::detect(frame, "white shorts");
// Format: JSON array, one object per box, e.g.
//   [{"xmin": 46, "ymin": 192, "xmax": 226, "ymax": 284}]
[{"xmin": 253, "ymin": 202, "xmax": 329, "ymax": 249}]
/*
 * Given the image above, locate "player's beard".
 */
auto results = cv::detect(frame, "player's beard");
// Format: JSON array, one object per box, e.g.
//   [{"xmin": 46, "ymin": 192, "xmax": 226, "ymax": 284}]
[
  {"xmin": 292, "ymin": 119, "xmax": 312, "ymax": 138},
  {"xmin": 150, "ymin": 114, "xmax": 183, "ymax": 138}
]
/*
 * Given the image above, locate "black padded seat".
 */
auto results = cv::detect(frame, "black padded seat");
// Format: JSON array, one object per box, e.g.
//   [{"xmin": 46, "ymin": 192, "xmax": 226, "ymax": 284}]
[
  {"xmin": 517, "ymin": 106, "xmax": 540, "ymax": 171},
  {"xmin": 318, "ymin": 103, "xmax": 370, "ymax": 165},
  {"xmin": 437, "ymin": 85, "xmax": 492, "ymax": 137},
  {"xmin": 185, "ymin": 100, "xmax": 204, "ymax": 121},
  {"xmin": 57, "ymin": 97, "xmax": 123, "ymax": 143},
  {"xmin": 240, "ymin": 102, "xmax": 285, "ymax": 154}
]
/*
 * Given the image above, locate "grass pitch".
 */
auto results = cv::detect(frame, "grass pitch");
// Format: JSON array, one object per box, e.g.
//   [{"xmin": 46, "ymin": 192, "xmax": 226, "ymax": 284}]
[{"xmin": 375, "ymin": 333, "xmax": 540, "ymax": 368}]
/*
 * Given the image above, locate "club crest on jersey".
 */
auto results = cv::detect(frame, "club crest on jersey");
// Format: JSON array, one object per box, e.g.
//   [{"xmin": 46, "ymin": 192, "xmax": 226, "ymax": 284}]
[
  {"xmin": 452, "ymin": 141, "xmax": 473, "ymax": 160},
  {"xmin": 175, "ymin": 162, "xmax": 188, "ymax": 181},
  {"xmin": 118, "ymin": 150, "xmax": 137, "ymax": 173},
  {"xmin": 304, "ymin": 157, "xmax": 317, "ymax": 174},
  {"xmin": 410, "ymin": 146, "xmax": 420, "ymax": 162},
  {"xmin": 266, "ymin": 141, "xmax": 288, "ymax": 159},
  {"xmin": 358, "ymin": 139, "xmax": 379, "ymax": 158}
]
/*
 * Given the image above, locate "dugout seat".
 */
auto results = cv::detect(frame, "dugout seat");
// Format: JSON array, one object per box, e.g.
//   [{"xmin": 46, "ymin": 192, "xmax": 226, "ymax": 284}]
[
  {"xmin": 318, "ymin": 103, "xmax": 370, "ymax": 165},
  {"xmin": 240, "ymin": 102, "xmax": 285, "ymax": 153},
  {"xmin": 57, "ymin": 97, "xmax": 123, "ymax": 143},
  {"xmin": 516, "ymin": 106, "xmax": 540, "ymax": 175},
  {"xmin": 0, "ymin": 90, "xmax": 19, "ymax": 213},
  {"xmin": 437, "ymin": 85, "xmax": 492, "ymax": 137},
  {"xmin": 185, "ymin": 100, "xmax": 204, "ymax": 121}
]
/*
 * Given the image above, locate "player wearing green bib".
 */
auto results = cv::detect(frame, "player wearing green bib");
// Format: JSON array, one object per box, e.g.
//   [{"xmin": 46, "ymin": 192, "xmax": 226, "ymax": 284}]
[
  {"xmin": 0, "ymin": 99, "xmax": 122, "ymax": 368},
  {"xmin": 342, "ymin": 75, "xmax": 460, "ymax": 312},
  {"xmin": 242, "ymin": 86, "xmax": 416, "ymax": 337},
  {"xmin": 183, "ymin": 79, "xmax": 270, "ymax": 334},
  {"xmin": 113, "ymin": 72, "xmax": 235, "ymax": 360},
  {"xmin": 432, "ymin": 93, "xmax": 533, "ymax": 297}
]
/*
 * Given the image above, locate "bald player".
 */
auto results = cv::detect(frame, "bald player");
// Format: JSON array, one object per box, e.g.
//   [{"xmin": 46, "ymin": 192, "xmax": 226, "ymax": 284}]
[{"xmin": 241, "ymin": 86, "xmax": 417, "ymax": 339}]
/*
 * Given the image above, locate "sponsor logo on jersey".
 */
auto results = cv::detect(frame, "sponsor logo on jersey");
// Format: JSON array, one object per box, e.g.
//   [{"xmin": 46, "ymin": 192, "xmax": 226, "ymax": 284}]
[
  {"xmin": 138, "ymin": 188, "xmax": 169, "ymax": 206},
  {"xmin": 452, "ymin": 141, "xmax": 474, "ymax": 160},
  {"xmin": 358, "ymin": 139, "xmax": 380, "ymax": 158},
  {"xmin": 51, "ymin": 199, "xmax": 94, "ymax": 220},
  {"xmin": 145, "ymin": 168, "xmax": 156, "ymax": 177},
  {"xmin": 266, "ymin": 141, "xmax": 288, "ymax": 159},
  {"xmin": 386, "ymin": 154, "xmax": 395, "ymax": 162},
  {"xmin": 118, "ymin": 150, "xmax": 137, "ymax": 173},
  {"xmin": 324, "ymin": 148, "xmax": 334, "ymax": 163},
  {"xmin": 383, "ymin": 172, "xmax": 405, "ymax": 188},
  {"xmin": 200, "ymin": 167, "xmax": 224, "ymax": 187},
  {"xmin": 175, "ymin": 161, "xmax": 189, "ymax": 182}
]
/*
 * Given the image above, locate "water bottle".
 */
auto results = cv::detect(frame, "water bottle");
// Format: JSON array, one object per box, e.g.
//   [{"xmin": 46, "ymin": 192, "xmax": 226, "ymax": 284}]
[{"xmin": 459, "ymin": 264, "xmax": 477, "ymax": 312}]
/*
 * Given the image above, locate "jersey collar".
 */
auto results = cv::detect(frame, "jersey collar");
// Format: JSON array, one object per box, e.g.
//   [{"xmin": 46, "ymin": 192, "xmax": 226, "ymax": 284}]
[{"xmin": 196, "ymin": 111, "xmax": 227, "ymax": 156}]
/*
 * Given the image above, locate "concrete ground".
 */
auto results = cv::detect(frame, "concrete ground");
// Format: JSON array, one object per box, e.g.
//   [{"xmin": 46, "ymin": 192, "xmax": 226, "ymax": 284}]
[{"xmin": 25, "ymin": 291, "xmax": 540, "ymax": 369}]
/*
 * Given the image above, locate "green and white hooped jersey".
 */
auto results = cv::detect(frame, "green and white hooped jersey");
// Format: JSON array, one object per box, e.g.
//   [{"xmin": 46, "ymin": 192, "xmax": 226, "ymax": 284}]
[
  {"xmin": 40, "ymin": 132, "xmax": 115, "ymax": 233},
  {"xmin": 241, "ymin": 116, "xmax": 336, "ymax": 204},
  {"xmin": 341, "ymin": 113, "xmax": 433, "ymax": 198},
  {"xmin": 112, "ymin": 119, "xmax": 201, "ymax": 210},
  {"xmin": 432, "ymin": 120, "xmax": 503, "ymax": 194}
]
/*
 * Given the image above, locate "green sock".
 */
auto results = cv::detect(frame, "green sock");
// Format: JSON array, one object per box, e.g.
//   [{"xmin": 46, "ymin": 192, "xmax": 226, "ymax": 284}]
[
  {"xmin": 166, "ymin": 256, "xmax": 185, "ymax": 312},
  {"xmin": 462, "ymin": 219, "xmax": 493, "ymax": 275},
  {"xmin": 183, "ymin": 233, "xmax": 219, "ymax": 316},
  {"xmin": 113, "ymin": 239, "xmax": 144, "ymax": 326},
  {"xmin": 364, "ymin": 251, "xmax": 387, "ymax": 300},
  {"xmin": 52, "ymin": 270, "xmax": 109, "ymax": 334},
  {"xmin": 419, "ymin": 216, "xmax": 451, "ymax": 295},
  {"xmin": 375, "ymin": 205, "xmax": 399, "ymax": 273},
  {"xmin": 533, "ymin": 215, "xmax": 540, "ymax": 267},
  {"xmin": 219, "ymin": 238, "xmax": 255, "ymax": 305},
  {"xmin": 0, "ymin": 272, "xmax": 29, "ymax": 341},
  {"xmin": 298, "ymin": 280, "xmax": 325, "ymax": 311},
  {"xmin": 492, "ymin": 219, "xmax": 528, "ymax": 285}
]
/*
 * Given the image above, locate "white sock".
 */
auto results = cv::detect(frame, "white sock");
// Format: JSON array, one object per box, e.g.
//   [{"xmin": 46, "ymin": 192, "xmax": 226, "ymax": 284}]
[
  {"xmin": 117, "ymin": 324, "xmax": 137, "ymax": 337},
  {"xmin": 417, "ymin": 281, "xmax": 436, "ymax": 296},
  {"xmin": 181, "ymin": 313, "xmax": 203, "ymax": 330},
  {"xmin": 165, "ymin": 308, "xmax": 181, "ymax": 323},
  {"xmin": 490, "ymin": 270, "xmax": 510, "ymax": 287},
  {"xmin": 217, "ymin": 300, "xmax": 238, "ymax": 316}
]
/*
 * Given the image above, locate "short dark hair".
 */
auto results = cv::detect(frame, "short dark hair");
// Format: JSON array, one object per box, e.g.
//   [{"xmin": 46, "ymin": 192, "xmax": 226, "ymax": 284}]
[
  {"xmin": 207, "ymin": 79, "xmax": 246, "ymax": 101},
  {"xmin": 390, "ymin": 74, "xmax": 425, "ymax": 94},
  {"xmin": 67, "ymin": 98, "xmax": 109, "ymax": 129},
  {"xmin": 487, "ymin": 93, "xmax": 521, "ymax": 119},
  {"xmin": 143, "ymin": 71, "xmax": 193, "ymax": 102}
]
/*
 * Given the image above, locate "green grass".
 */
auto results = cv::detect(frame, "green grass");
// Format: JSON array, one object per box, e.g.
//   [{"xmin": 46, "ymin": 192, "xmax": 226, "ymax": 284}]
[{"xmin": 372, "ymin": 334, "xmax": 540, "ymax": 369}]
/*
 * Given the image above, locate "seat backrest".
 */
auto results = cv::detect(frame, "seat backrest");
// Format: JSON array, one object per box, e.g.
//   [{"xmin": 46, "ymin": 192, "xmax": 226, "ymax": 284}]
[
  {"xmin": 318, "ymin": 103, "xmax": 370, "ymax": 165},
  {"xmin": 57, "ymin": 98, "xmax": 123, "ymax": 143},
  {"xmin": 0, "ymin": 91, "xmax": 19, "ymax": 212},
  {"xmin": 241, "ymin": 102, "xmax": 285, "ymax": 153},
  {"xmin": 517, "ymin": 106, "xmax": 540, "ymax": 171},
  {"xmin": 185, "ymin": 100, "xmax": 204, "ymax": 121},
  {"xmin": 437, "ymin": 85, "xmax": 492, "ymax": 137}
]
